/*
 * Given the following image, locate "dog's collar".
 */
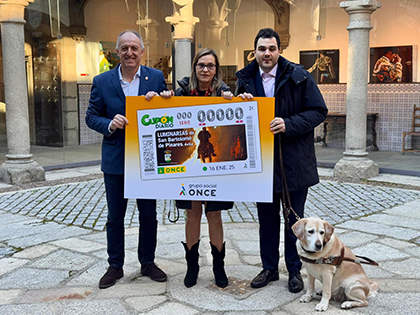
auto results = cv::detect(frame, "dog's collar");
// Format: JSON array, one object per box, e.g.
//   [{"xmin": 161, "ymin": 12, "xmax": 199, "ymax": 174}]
[
  {"xmin": 300, "ymin": 242, "xmax": 327, "ymax": 255},
  {"xmin": 299, "ymin": 247, "xmax": 379, "ymax": 267},
  {"xmin": 299, "ymin": 247, "xmax": 345, "ymax": 267}
]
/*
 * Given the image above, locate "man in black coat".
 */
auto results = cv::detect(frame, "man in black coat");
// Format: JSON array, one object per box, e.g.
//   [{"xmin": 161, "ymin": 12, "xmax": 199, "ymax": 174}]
[{"xmin": 236, "ymin": 28, "xmax": 328, "ymax": 293}]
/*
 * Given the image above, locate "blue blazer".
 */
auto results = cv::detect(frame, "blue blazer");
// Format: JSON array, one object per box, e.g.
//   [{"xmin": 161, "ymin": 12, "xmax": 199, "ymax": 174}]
[{"xmin": 86, "ymin": 65, "xmax": 167, "ymax": 175}]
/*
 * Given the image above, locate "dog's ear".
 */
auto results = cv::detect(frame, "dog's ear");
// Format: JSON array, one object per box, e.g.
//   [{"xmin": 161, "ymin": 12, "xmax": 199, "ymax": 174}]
[
  {"xmin": 292, "ymin": 219, "xmax": 307, "ymax": 240},
  {"xmin": 323, "ymin": 220, "xmax": 335, "ymax": 243}
]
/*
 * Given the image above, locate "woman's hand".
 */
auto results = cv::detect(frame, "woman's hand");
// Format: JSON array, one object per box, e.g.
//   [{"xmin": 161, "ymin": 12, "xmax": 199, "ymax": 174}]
[
  {"xmin": 221, "ymin": 91, "xmax": 233, "ymax": 100},
  {"xmin": 238, "ymin": 92, "xmax": 254, "ymax": 100}
]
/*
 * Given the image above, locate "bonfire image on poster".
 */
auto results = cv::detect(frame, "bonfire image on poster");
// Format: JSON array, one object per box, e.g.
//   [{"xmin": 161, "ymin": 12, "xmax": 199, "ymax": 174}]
[{"xmin": 156, "ymin": 125, "xmax": 247, "ymax": 167}]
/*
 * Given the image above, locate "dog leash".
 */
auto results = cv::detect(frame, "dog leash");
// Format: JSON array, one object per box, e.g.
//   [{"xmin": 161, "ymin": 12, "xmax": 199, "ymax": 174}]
[
  {"xmin": 278, "ymin": 134, "xmax": 301, "ymax": 229},
  {"xmin": 167, "ymin": 200, "xmax": 180, "ymax": 223},
  {"xmin": 299, "ymin": 247, "xmax": 379, "ymax": 267}
]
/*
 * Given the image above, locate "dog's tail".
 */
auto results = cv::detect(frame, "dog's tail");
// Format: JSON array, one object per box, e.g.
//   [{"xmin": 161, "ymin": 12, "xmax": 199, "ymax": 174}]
[{"xmin": 368, "ymin": 281, "xmax": 379, "ymax": 298}]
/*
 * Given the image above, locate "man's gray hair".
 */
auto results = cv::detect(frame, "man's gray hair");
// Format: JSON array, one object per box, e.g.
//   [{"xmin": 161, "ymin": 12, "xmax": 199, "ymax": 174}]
[{"xmin": 116, "ymin": 30, "xmax": 144, "ymax": 50}]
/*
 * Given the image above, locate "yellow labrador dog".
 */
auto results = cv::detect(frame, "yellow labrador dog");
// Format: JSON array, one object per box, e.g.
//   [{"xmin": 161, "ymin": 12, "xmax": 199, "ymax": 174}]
[{"xmin": 292, "ymin": 218, "xmax": 379, "ymax": 311}]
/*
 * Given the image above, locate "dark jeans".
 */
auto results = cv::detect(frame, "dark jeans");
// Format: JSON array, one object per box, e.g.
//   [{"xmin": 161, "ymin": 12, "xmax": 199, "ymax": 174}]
[
  {"xmin": 104, "ymin": 173, "xmax": 157, "ymax": 269},
  {"xmin": 256, "ymin": 188, "xmax": 308, "ymax": 274}
]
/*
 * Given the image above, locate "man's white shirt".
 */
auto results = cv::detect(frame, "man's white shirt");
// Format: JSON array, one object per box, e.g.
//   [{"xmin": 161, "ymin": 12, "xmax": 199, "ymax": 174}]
[{"xmin": 259, "ymin": 64, "xmax": 277, "ymax": 98}]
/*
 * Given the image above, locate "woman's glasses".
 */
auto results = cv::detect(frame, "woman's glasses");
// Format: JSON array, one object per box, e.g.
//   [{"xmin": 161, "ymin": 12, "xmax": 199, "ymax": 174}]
[{"xmin": 196, "ymin": 63, "xmax": 215, "ymax": 71}]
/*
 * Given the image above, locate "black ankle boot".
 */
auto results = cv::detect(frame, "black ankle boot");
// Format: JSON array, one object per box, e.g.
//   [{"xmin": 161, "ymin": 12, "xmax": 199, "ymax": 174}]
[
  {"xmin": 182, "ymin": 241, "xmax": 200, "ymax": 288},
  {"xmin": 210, "ymin": 242, "xmax": 228, "ymax": 288}
]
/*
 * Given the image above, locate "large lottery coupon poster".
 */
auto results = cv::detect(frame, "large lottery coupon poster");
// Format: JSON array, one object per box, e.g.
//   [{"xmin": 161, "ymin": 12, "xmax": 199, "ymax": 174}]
[{"xmin": 125, "ymin": 96, "xmax": 274, "ymax": 202}]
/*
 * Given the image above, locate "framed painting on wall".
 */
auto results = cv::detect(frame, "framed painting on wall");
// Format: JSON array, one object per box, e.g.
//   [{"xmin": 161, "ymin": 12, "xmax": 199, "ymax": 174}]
[
  {"xmin": 299, "ymin": 50, "xmax": 339, "ymax": 84},
  {"xmin": 220, "ymin": 65, "xmax": 238, "ymax": 91},
  {"xmin": 100, "ymin": 41, "xmax": 120, "ymax": 70},
  {"xmin": 370, "ymin": 46, "xmax": 413, "ymax": 83},
  {"xmin": 243, "ymin": 50, "xmax": 255, "ymax": 67}
]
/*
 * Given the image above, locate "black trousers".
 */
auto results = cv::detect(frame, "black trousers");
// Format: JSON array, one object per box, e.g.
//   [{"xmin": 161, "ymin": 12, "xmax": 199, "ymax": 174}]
[
  {"xmin": 104, "ymin": 173, "xmax": 157, "ymax": 269},
  {"xmin": 256, "ymin": 188, "xmax": 308, "ymax": 274}
]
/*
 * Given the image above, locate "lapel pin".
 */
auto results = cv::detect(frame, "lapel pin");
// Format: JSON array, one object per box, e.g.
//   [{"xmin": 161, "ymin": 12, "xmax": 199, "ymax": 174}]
[{"xmin": 145, "ymin": 76, "xmax": 148, "ymax": 81}]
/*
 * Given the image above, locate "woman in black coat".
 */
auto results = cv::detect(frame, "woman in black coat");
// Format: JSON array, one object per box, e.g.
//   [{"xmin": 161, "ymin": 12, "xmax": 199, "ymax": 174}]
[{"xmin": 174, "ymin": 48, "xmax": 234, "ymax": 289}]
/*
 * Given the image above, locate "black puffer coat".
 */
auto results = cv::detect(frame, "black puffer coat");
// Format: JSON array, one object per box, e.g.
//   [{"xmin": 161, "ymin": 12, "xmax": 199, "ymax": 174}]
[{"xmin": 236, "ymin": 57, "xmax": 328, "ymax": 193}]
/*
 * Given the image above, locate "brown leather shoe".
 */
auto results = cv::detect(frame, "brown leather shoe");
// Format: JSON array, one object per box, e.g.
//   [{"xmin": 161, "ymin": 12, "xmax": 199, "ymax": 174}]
[
  {"xmin": 251, "ymin": 269, "xmax": 279, "ymax": 288},
  {"xmin": 141, "ymin": 263, "xmax": 167, "ymax": 282},
  {"xmin": 99, "ymin": 266, "xmax": 123, "ymax": 289}
]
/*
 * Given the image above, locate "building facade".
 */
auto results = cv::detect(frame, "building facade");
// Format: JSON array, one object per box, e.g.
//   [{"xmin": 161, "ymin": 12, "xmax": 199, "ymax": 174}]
[{"xmin": 0, "ymin": 0, "xmax": 419, "ymax": 155}]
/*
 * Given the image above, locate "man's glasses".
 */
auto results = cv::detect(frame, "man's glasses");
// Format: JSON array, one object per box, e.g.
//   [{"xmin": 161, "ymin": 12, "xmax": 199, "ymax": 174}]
[{"xmin": 196, "ymin": 63, "xmax": 215, "ymax": 71}]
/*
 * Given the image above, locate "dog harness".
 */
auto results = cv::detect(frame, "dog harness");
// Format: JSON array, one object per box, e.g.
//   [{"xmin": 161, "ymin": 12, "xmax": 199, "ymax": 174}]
[{"xmin": 299, "ymin": 246, "xmax": 379, "ymax": 267}]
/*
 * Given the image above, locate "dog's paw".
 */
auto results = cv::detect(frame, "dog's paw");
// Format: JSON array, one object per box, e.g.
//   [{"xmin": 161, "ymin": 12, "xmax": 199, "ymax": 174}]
[
  {"xmin": 341, "ymin": 301, "xmax": 354, "ymax": 309},
  {"xmin": 299, "ymin": 294, "xmax": 312, "ymax": 303},
  {"xmin": 315, "ymin": 301, "xmax": 329, "ymax": 312}
]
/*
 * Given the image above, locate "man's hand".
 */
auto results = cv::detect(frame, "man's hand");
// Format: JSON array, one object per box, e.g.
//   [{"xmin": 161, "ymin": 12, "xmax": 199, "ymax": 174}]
[
  {"xmin": 111, "ymin": 114, "xmax": 129, "ymax": 131},
  {"xmin": 270, "ymin": 117, "xmax": 286, "ymax": 134},
  {"xmin": 145, "ymin": 91, "xmax": 159, "ymax": 101}
]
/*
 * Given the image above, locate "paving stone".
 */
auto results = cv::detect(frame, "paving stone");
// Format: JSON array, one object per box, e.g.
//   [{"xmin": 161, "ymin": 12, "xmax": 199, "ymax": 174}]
[
  {"xmin": 50, "ymin": 237, "xmax": 105, "ymax": 253},
  {"xmin": 242, "ymin": 255, "xmax": 262, "ymax": 266},
  {"xmin": 125, "ymin": 295, "xmax": 167, "ymax": 312},
  {"xmin": 66, "ymin": 261, "xmax": 109, "ymax": 286},
  {"xmin": 377, "ymin": 238, "xmax": 416, "ymax": 249},
  {"xmin": 0, "ymin": 304, "xmax": 57, "ymax": 315},
  {"xmin": 0, "ymin": 290, "xmax": 21, "ymax": 305},
  {"xmin": 352, "ymin": 243, "xmax": 410, "ymax": 262},
  {"xmin": 0, "ymin": 268, "xmax": 69, "ymax": 289},
  {"xmin": 138, "ymin": 302, "xmax": 199, "ymax": 315},
  {"xmin": 11, "ymin": 244, "xmax": 57, "ymax": 259},
  {"xmin": 225, "ymin": 226, "xmax": 260, "ymax": 241},
  {"xmin": 96, "ymin": 282, "xmax": 165, "ymax": 299},
  {"xmin": 171, "ymin": 266, "xmax": 297, "ymax": 311},
  {"xmin": 403, "ymin": 246, "xmax": 420, "ymax": 257},
  {"xmin": 7, "ymin": 225, "xmax": 90, "ymax": 248},
  {"xmin": 156, "ymin": 228, "xmax": 185, "ymax": 244},
  {"xmin": 0, "ymin": 246, "xmax": 16, "ymax": 258},
  {"xmin": 29, "ymin": 249, "xmax": 96, "ymax": 271},
  {"xmin": 283, "ymin": 294, "xmax": 374, "ymax": 314},
  {"xmin": 383, "ymin": 200, "xmax": 420, "ymax": 219},
  {"xmin": 54, "ymin": 299, "xmax": 131, "ymax": 315},
  {"xmin": 360, "ymin": 213, "xmax": 420, "ymax": 230},
  {"xmin": 156, "ymin": 243, "xmax": 186, "ymax": 260},
  {"xmin": 234, "ymin": 240, "xmax": 260, "ymax": 256},
  {"xmin": 376, "ymin": 279, "xmax": 420, "ymax": 292},
  {"xmin": 0, "ymin": 258, "xmax": 30, "ymax": 277},
  {"xmin": 380, "ymin": 258, "xmax": 420, "ymax": 278},
  {"xmin": 336, "ymin": 221, "xmax": 420, "ymax": 240},
  {"xmin": 17, "ymin": 287, "xmax": 93, "ymax": 303},
  {"xmin": 355, "ymin": 292, "xmax": 420, "ymax": 315},
  {"xmin": 338, "ymin": 231, "xmax": 379, "ymax": 248}
]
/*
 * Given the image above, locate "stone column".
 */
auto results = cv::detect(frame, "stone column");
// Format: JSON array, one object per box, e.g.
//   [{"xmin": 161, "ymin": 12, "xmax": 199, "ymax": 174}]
[
  {"xmin": 165, "ymin": 0, "xmax": 199, "ymax": 89},
  {"xmin": 334, "ymin": 0, "xmax": 380, "ymax": 180},
  {"xmin": 0, "ymin": 0, "xmax": 45, "ymax": 184}
]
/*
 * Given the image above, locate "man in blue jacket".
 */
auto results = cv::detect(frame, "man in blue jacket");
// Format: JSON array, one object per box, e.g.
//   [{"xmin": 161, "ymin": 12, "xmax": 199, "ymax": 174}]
[
  {"xmin": 86, "ymin": 30, "xmax": 168, "ymax": 289},
  {"xmin": 236, "ymin": 28, "xmax": 328, "ymax": 293}
]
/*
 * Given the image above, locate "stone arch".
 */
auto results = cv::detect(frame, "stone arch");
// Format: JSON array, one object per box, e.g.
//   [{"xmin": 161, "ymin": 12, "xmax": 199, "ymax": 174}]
[{"xmin": 263, "ymin": 0, "xmax": 290, "ymax": 50}]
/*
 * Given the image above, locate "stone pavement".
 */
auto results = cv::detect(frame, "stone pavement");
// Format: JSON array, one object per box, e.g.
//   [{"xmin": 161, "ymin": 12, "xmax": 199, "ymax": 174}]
[{"xmin": 0, "ymin": 167, "xmax": 420, "ymax": 314}]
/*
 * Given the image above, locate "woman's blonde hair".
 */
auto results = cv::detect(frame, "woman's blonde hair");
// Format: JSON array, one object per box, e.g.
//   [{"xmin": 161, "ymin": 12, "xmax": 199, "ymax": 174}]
[{"xmin": 189, "ymin": 48, "xmax": 223, "ymax": 95}]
